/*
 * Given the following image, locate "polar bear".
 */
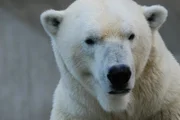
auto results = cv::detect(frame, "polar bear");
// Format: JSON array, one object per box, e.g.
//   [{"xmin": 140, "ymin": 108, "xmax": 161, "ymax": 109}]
[{"xmin": 40, "ymin": 0, "xmax": 180, "ymax": 119}]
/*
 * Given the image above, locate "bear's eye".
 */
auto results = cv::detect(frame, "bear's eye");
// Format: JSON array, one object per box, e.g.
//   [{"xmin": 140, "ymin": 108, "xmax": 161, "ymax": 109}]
[
  {"xmin": 85, "ymin": 38, "xmax": 95, "ymax": 45},
  {"xmin": 128, "ymin": 33, "xmax": 135, "ymax": 40}
]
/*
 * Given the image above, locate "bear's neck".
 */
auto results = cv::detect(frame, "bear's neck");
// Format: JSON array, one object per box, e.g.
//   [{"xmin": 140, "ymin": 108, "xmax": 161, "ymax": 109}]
[
  {"xmin": 130, "ymin": 31, "xmax": 180, "ymax": 119},
  {"xmin": 136, "ymin": 31, "xmax": 173, "ymax": 86}
]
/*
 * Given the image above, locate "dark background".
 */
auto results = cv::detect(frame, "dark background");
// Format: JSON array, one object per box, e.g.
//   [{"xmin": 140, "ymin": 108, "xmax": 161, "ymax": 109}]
[{"xmin": 0, "ymin": 0, "xmax": 180, "ymax": 120}]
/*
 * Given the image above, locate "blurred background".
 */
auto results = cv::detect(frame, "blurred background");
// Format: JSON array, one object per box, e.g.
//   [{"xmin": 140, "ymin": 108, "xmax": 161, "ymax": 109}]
[{"xmin": 0, "ymin": 0, "xmax": 180, "ymax": 120}]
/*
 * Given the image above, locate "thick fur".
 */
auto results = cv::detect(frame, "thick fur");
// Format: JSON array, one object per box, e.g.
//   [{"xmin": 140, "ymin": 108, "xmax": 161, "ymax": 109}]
[{"xmin": 40, "ymin": 0, "xmax": 180, "ymax": 120}]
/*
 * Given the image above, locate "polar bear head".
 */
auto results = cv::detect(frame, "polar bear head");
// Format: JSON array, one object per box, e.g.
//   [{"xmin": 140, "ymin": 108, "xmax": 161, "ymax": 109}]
[{"xmin": 40, "ymin": 0, "xmax": 167, "ymax": 112}]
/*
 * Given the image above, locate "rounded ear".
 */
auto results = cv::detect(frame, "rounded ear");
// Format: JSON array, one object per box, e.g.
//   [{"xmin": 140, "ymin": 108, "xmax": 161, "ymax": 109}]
[
  {"xmin": 40, "ymin": 9, "xmax": 65, "ymax": 37},
  {"xmin": 142, "ymin": 5, "xmax": 168, "ymax": 30}
]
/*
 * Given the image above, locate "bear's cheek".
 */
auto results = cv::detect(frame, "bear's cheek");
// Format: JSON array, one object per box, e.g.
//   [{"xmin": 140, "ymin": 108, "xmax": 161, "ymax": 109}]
[
  {"xmin": 69, "ymin": 46, "xmax": 92, "ymax": 76},
  {"xmin": 131, "ymin": 39, "xmax": 152, "ymax": 79}
]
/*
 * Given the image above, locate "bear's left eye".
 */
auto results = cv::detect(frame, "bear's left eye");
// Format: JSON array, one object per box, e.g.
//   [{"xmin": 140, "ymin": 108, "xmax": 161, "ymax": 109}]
[{"xmin": 128, "ymin": 33, "xmax": 135, "ymax": 40}]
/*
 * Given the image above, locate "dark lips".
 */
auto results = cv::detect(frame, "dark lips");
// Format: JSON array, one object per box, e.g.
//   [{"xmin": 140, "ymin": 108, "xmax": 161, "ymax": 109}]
[{"xmin": 108, "ymin": 89, "xmax": 131, "ymax": 95}]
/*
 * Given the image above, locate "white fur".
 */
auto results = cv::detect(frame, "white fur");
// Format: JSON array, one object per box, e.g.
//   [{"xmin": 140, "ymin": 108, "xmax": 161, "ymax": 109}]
[
  {"xmin": 40, "ymin": 9, "xmax": 65, "ymax": 37},
  {"xmin": 143, "ymin": 5, "xmax": 168, "ymax": 29},
  {"xmin": 40, "ymin": 0, "xmax": 180, "ymax": 120}
]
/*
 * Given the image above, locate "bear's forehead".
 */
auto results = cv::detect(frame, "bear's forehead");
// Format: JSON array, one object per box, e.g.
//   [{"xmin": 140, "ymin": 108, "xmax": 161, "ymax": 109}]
[
  {"xmin": 67, "ymin": 0, "xmax": 142, "ymax": 19},
  {"xmin": 66, "ymin": 0, "xmax": 145, "ymax": 38}
]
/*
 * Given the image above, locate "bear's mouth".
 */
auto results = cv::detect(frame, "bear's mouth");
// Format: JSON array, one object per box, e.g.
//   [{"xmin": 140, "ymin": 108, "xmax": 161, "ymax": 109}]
[{"xmin": 108, "ymin": 89, "xmax": 131, "ymax": 95}]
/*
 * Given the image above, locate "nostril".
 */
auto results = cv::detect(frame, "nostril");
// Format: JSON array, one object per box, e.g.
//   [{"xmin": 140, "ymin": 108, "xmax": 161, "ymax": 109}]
[{"xmin": 107, "ymin": 64, "xmax": 131, "ymax": 87}]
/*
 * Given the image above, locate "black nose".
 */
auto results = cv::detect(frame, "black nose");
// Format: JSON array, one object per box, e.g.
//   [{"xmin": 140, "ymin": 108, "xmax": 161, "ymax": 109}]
[{"xmin": 107, "ymin": 64, "xmax": 131, "ymax": 90}]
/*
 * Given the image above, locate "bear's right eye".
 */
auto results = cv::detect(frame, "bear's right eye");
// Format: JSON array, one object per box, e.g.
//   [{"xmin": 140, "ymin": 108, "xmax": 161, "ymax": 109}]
[{"xmin": 85, "ymin": 38, "xmax": 95, "ymax": 45}]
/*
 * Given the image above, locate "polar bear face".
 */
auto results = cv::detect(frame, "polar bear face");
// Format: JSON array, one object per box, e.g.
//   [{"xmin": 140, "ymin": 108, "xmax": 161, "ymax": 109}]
[{"xmin": 41, "ymin": 0, "xmax": 167, "ymax": 112}]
